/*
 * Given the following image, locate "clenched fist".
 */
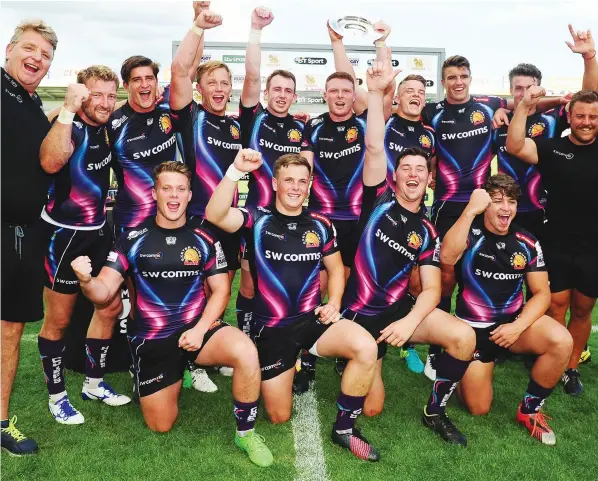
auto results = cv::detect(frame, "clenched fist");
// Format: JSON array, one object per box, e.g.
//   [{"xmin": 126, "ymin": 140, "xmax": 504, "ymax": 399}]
[
  {"xmin": 465, "ymin": 189, "xmax": 492, "ymax": 216},
  {"xmin": 195, "ymin": 9, "xmax": 222, "ymax": 30},
  {"xmin": 64, "ymin": 83, "xmax": 90, "ymax": 113},
  {"xmin": 251, "ymin": 7, "xmax": 274, "ymax": 30},
  {"xmin": 520, "ymin": 85, "xmax": 546, "ymax": 109},
  {"xmin": 71, "ymin": 256, "xmax": 93, "ymax": 284},
  {"xmin": 233, "ymin": 148, "xmax": 263, "ymax": 173}
]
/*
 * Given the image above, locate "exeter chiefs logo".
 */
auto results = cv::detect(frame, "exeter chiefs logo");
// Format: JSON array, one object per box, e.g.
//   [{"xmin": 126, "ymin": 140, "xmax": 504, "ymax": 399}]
[
  {"xmin": 419, "ymin": 134, "xmax": 432, "ymax": 149},
  {"xmin": 302, "ymin": 231, "xmax": 321, "ymax": 248},
  {"xmin": 159, "ymin": 114, "xmax": 172, "ymax": 134},
  {"xmin": 345, "ymin": 127, "xmax": 359, "ymax": 143},
  {"xmin": 470, "ymin": 110, "xmax": 485, "ymax": 125},
  {"xmin": 528, "ymin": 122, "xmax": 545, "ymax": 138},
  {"xmin": 407, "ymin": 231, "xmax": 422, "ymax": 249},
  {"xmin": 230, "ymin": 125, "xmax": 240, "ymax": 140},
  {"xmin": 287, "ymin": 129, "xmax": 301, "ymax": 143},
  {"xmin": 510, "ymin": 252, "xmax": 527, "ymax": 270},
  {"xmin": 180, "ymin": 246, "xmax": 201, "ymax": 266}
]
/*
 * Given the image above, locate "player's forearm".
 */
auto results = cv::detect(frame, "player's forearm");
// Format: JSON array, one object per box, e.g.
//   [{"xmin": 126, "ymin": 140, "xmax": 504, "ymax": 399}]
[
  {"xmin": 536, "ymin": 97, "xmax": 562, "ymax": 112},
  {"xmin": 40, "ymin": 122, "xmax": 73, "ymax": 174},
  {"xmin": 505, "ymin": 102, "xmax": 529, "ymax": 156},
  {"xmin": 80, "ymin": 277, "xmax": 114, "ymax": 306},
  {"xmin": 582, "ymin": 52, "xmax": 598, "ymax": 90},
  {"xmin": 196, "ymin": 289, "xmax": 230, "ymax": 330},
  {"xmin": 205, "ymin": 177, "xmax": 239, "ymax": 226},
  {"xmin": 188, "ymin": 34, "xmax": 205, "ymax": 82},
  {"xmin": 440, "ymin": 211, "xmax": 476, "ymax": 265},
  {"xmin": 241, "ymin": 38, "xmax": 262, "ymax": 107},
  {"xmin": 331, "ymin": 39, "xmax": 356, "ymax": 79},
  {"xmin": 513, "ymin": 288, "xmax": 551, "ymax": 331},
  {"xmin": 172, "ymin": 29, "xmax": 203, "ymax": 80},
  {"xmin": 365, "ymin": 91, "xmax": 386, "ymax": 156},
  {"xmin": 404, "ymin": 284, "xmax": 441, "ymax": 328},
  {"xmin": 325, "ymin": 264, "xmax": 345, "ymax": 310}
]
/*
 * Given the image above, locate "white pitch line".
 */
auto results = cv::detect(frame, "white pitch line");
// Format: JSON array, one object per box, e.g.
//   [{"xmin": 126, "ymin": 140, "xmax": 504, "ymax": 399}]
[
  {"xmin": 292, "ymin": 388, "xmax": 330, "ymax": 481},
  {"xmin": 592, "ymin": 325, "xmax": 598, "ymax": 334}
]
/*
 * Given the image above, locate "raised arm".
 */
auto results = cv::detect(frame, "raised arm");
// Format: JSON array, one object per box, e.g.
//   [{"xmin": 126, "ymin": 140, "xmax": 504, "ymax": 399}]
[
  {"xmin": 205, "ymin": 148, "xmax": 263, "ymax": 232},
  {"xmin": 565, "ymin": 24, "xmax": 598, "ymax": 91},
  {"xmin": 440, "ymin": 189, "xmax": 491, "ymax": 265},
  {"xmin": 363, "ymin": 60, "xmax": 400, "ymax": 186},
  {"xmin": 240, "ymin": 7, "xmax": 274, "ymax": 108},
  {"xmin": 505, "ymin": 86, "xmax": 543, "ymax": 165},
  {"xmin": 72, "ymin": 256, "xmax": 124, "ymax": 306},
  {"xmin": 40, "ymin": 84, "xmax": 89, "ymax": 174},
  {"xmin": 170, "ymin": 6, "xmax": 222, "ymax": 111}
]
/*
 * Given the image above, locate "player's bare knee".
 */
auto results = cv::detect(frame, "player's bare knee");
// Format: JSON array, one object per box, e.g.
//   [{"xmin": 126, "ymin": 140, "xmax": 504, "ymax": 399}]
[
  {"xmin": 352, "ymin": 335, "xmax": 378, "ymax": 365},
  {"xmin": 569, "ymin": 303, "xmax": 593, "ymax": 321},
  {"xmin": 548, "ymin": 326, "xmax": 573, "ymax": 356},
  {"xmin": 468, "ymin": 402, "xmax": 491, "ymax": 416},
  {"xmin": 146, "ymin": 418, "xmax": 175, "ymax": 433},
  {"xmin": 268, "ymin": 408, "xmax": 291, "ymax": 424},
  {"xmin": 1, "ymin": 321, "xmax": 25, "ymax": 340}
]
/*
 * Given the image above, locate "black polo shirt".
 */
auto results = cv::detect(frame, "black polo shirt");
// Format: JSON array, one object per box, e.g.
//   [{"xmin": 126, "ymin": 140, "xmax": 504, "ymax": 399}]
[{"xmin": 1, "ymin": 67, "xmax": 51, "ymax": 225}]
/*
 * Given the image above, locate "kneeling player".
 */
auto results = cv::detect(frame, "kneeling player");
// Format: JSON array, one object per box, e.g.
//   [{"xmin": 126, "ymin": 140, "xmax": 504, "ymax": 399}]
[
  {"xmin": 341, "ymin": 60, "xmax": 475, "ymax": 446},
  {"xmin": 441, "ymin": 175, "xmax": 573, "ymax": 445},
  {"xmin": 206, "ymin": 151, "xmax": 381, "ymax": 461},
  {"xmin": 72, "ymin": 162, "xmax": 273, "ymax": 467}
]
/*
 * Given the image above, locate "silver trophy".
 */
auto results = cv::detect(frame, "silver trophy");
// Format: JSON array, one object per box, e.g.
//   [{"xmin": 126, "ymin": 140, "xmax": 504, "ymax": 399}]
[{"xmin": 328, "ymin": 15, "xmax": 381, "ymax": 43}]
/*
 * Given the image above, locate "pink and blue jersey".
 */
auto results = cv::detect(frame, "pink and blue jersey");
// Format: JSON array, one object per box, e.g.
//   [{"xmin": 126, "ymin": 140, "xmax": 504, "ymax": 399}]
[
  {"xmin": 104, "ymin": 218, "xmax": 228, "ymax": 339},
  {"xmin": 301, "ymin": 111, "xmax": 367, "ymax": 221},
  {"xmin": 239, "ymin": 205, "xmax": 338, "ymax": 328},
  {"xmin": 455, "ymin": 224, "xmax": 546, "ymax": 327},
  {"xmin": 342, "ymin": 181, "xmax": 440, "ymax": 316},
  {"xmin": 45, "ymin": 115, "xmax": 112, "ymax": 227}
]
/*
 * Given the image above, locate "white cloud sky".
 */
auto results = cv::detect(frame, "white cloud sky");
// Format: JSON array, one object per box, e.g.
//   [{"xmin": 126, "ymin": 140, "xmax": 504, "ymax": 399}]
[{"xmin": 2, "ymin": 0, "xmax": 597, "ymax": 93}]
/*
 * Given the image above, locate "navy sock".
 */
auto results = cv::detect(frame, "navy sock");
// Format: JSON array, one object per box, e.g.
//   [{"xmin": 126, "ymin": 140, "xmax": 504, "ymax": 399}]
[
  {"xmin": 334, "ymin": 392, "xmax": 365, "ymax": 432},
  {"xmin": 405, "ymin": 343, "xmax": 416, "ymax": 350},
  {"xmin": 426, "ymin": 352, "xmax": 470, "ymax": 415},
  {"xmin": 300, "ymin": 350, "xmax": 317, "ymax": 371},
  {"xmin": 38, "ymin": 336, "xmax": 66, "ymax": 395},
  {"xmin": 428, "ymin": 297, "xmax": 450, "ymax": 358},
  {"xmin": 1, "ymin": 419, "xmax": 8, "ymax": 428},
  {"xmin": 234, "ymin": 399, "xmax": 259, "ymax": 432},
  {"xmin": 521, "ymin": 378, "xmax": 554, "ymax": 414},
  {"xmin": 85, "ymin": 338, "xmax": 110, "ymax": 379},
  {"xmin": 235, "ymin": 294, "xmax": 254, "ymax": 336}
]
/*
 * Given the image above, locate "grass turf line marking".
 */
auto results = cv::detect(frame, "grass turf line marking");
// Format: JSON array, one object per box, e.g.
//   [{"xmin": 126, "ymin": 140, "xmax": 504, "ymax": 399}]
[
  {"xmin": 292, "ymin": 388, "xmax": 330, "ymax": 481},
  {"xmin": 592, "ymin": 325, "xmax": 598, "ymax": 334}
]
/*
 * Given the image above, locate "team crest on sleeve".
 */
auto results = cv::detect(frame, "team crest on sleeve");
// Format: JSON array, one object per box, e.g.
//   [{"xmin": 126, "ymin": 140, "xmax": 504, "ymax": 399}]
[
  {"xmin": 302, "ymin": 231, "xmax": 321, "ymax": 248},
  {"xmin": 433, "ymin": 237, "xmax": 441, "ymax": 262},
  {"xmin": 535, "ymin": 241, "xmax": 545, "ymax": 267},
  {"xmin": 470, "ymin": 110, "xmax": 485, "ymax": 125},
  {"xmin": 159, "ymin": 114, "xmax": 172, "ymax": 134},
  {"xmin": 287, "ymin": 129, "xmax": 302, "ymax": 142},
  {"xmin": 407, "ymin": 231, "xmax": 423, "ymax": 249},
  {"xmin": 345, "ymin": 127, "xmax": 359, "ymax": 143},
  {"xmin": 107, "ymin": 251, "xmax": 118, "ymax": 262},
  {"xmin": 419, "ymin": 134, "xmax": 432, "ymax": 149},
  {"xmin": 230, "ymin": 125, "xmax": 240, "ymax": 140},
  {"xmin": 214, "ymin": 241, "xmax": 227, "ymax": 269},
  {"xmin": 528, "ymin": 122, "xmax": 545, "ymax": 138},
  {"xmin": 510, "ymin": 252, "xmax": 527, "ymax": 270},
  {"xmin": 181, "ymin": 246, "xmax": 201, "ymax": 265}
]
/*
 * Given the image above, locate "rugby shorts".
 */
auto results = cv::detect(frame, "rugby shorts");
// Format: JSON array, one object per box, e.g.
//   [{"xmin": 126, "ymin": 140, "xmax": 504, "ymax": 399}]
[
  {"xmin": 129, "ymin": 320, "xmax": 229, "ymax": 397},
  {"xmin": 431, "ymin": 200, "xmax": 467, "ymax": 239},
  {"xmin": 332, "ymin": 219, "xmax": 363, "ymax": 268},
  {"xmin": 543, "ymin": 242, "xmax": 598, "ymax": 298}
]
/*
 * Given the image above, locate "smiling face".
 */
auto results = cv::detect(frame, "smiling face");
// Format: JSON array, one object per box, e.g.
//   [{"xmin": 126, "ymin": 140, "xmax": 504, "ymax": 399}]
[
  {"xmin": 197, "ymin": 67, "xmax": 231, "ymax": 116},
  {"xmin": 393, "ymin": 154, "xmax": 431, "ymax": 206},
  {"xmin": 152, "ymin": 171, "xmax": 192, "ymax": 226},
  {"xmin": 272, "ymin": 164, "xmax": 310, "ymax": 214},
  {"xmin": 396, "ymin": 79, "xmax": 426, "ymax": 120},
  {"xmin": 569, "ymin": 100, "xmax": 598, "ymax": 145},
  {"xmin": 510, "ymin": 75, "xmax": 538, "ymax": 111},
  {"xmin": 324, "ymin": 77, "xmax": 355, "ymax": 118},
  {"xmin": 442, "ymin": 66, "xmax": 471, "ymax": 104},
  {"xmin": 124, "ymin": 66, "xmax": 157, "ymax": 113},
  {"xmin": 5, "ymin": 30, "xmax": 53, "ymax": 93},
  {"xmin": 80, "ymin": 78, "xmax": 118, "ymax": 125},
  {"xmin": 484, "ymin": 191, "xmax": 517, "ymax": 235},
  {"xmin": 265, "ymin": 74, "xmax": 297, "ymax": 116}
]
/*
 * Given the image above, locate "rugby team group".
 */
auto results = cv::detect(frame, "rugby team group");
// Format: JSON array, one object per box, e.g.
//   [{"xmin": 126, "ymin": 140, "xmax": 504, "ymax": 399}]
[{"xmin": 2, "ymin": 2, "xmax": 598, "ymax": 467}]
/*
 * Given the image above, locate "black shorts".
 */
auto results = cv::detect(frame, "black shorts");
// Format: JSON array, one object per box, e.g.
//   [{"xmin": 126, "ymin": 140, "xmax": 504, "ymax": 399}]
[
  {"xmin": 515, "ymin": 210, "xmax": 545, "ymax": 240},
  {"xmin": 431, "ymin": 201, "xmax": 467, "ymax": 239},
  {"xmin": 195, "ymin": 218, "xmax": 241, "ymax": 271},
  {"xmin": 543, "ymin": 243, "xmax": 598, "ymax": 298},
  {"xmin": 1, "ymin": 220, "xmax": 48, "ymax": 323},
  {"xmin": 43, "ymin": 222, "xmax": 112, "ymax": 294},
  {"xmin": 129, "ymin": 320, "xmax": 229, "ymax": 397},
  {"xmin": 253, "ymin": 312, "xmax": 330, "ymax": 381},
  {"xmin": 342, "ymin": 294, "xmax": 415, "ymax": 359},
  {"xmin": 472, "ymin": 324, "xmax": 510, "ymax": 363},
  {"xmin": 332, "ymin": 219, "xmax": 363, "ymax": 268}
]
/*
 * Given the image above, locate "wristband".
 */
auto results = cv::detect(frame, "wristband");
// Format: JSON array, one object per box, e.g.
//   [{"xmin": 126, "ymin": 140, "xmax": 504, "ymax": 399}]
[
  {"xmin": 225, "ymin": 164, "xmax": 245, "ymax": 182},
  {"xmin": 248, "ymin": 29, "xmax": 262, "ymax": 45},
  {"xmin": 190, "ymin": 24, "xmax": 204, "ymax": 37},
  {"xmin": 582, "ymin": 50, "xmax": 596, "ymax": 60},
  {"xmin": 374, "ymin": 40, "xmax": 386, "ymax": 48},
  {"xmin": 57, "ymin": 106, "xmax": 75, "ymax": 124}
]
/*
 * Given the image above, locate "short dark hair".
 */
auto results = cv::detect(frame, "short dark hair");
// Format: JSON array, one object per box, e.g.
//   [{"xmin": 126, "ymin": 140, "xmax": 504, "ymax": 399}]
[
  {"xmin": 121, "ymin": 55, "xmax": 160, "ymax": 84},
  {"xmin": 153, "ymin": 161, "xmax": 191, "ymax": 187},
  {"xmin": 265, "ymin": 69, "xmax": 296, "ymax": 92},
  {"xmin": 483, "ymin": 173, "xmax": 521, "ymax": 200},
  {"xmin": 325, "ymin": 71, "xmax": 355, "ymax": 90},
  {"xmin": 569, "ymin": 89, "xmax": 598, "ymax": 113},
  {"xmin": 508, "ymin": 63, "xmax": 542, "ymax": 86},
  {"xmin": 442, "ymin": 55, "xmax": 470, "ymax": 79},
  {"xmin": 398, "ymin": 74, "xmax": 426, "ymax": 90},
  {"xmin": 395, "ymin": 147, "xmax": 431, "ymax": 171},
  {"xmin": 273, "ymin": 154, "xmax": 311, "ymax": 178}
]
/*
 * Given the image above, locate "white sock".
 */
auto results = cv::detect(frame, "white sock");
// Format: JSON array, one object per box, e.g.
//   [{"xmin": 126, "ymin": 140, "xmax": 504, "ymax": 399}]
[
  {"xmin": 84, "ymin": 377, "xmax": 102, "ymax": 390},
  {"xmin": 49, "ymin": 391, "xmax": 67, "ymax": 403},
  {"xmin": 236, "ymin": 429, "xmax": 253, "ymax": 438}
]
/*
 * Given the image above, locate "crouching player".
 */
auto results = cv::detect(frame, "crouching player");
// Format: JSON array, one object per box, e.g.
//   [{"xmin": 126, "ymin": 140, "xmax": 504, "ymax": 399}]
[
  {"xmin": 341, "ymin": 59, "xmax": 476, "ymax": 447},
  {"xmin": 441, "ymin": 175, "xmax": 573, "ymax": 445},
  {"xmin": 72, "ymin": 161, "xmax": 273, "ymax": 467},
  {"xmin": 206, "ymin": 150, "xmax": 381, "ymax": 461}
]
